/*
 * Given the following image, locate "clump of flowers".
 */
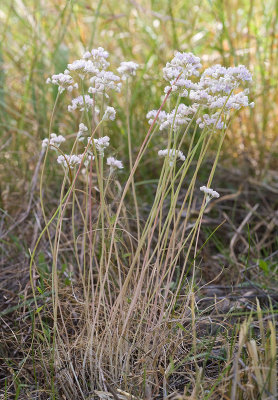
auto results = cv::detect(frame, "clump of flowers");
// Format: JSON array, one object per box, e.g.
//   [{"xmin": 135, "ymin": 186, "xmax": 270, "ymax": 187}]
[
  {"xmin": 45, "ymin": 47, "xmax": 129, "ymax": 179},
  {"xmin": 93, "ymin": 136, "xmax": 110, "ymax": 156},
  {"xmin": 103, "ymin": 106, "xmax": 116, "ymax": 121},
  {"xmin": 163, "ymin": 52, "xmax": 202, "ymax": 96},
  {"xmin": 147, "ymin": 51, "xmax": 254, "ymax": 132},
  {"xmin": 57, "ymin": 154, "xmax": 84, "ymax": 168},
  {"xmin": 68, "ymin": 95, "xmax": 95, "ymax": 112},
  {"xmin": 42, "ymin": 133, "xmax": 66, "ymax": 150},
  {"xmin": 107, "ymin": 157, "xmax": 124, "ymax": 172},
  {"xmin": 46, "ymin": 73, "xmax": 78, "ymax": 93},
  {"xmin": 117, "ymin": 61, "xmax": 139, "ymax": 80},
  {"xmin": 196, "ymin": 112, "xmax": 225, "ymax": 130},
  {"xmin": 158, "ymin": 149, "xmax": 186, "ymax": 166},
  {"xmin": 200, "ymin": 185, "xmax": 220, "ymax": 202},
  {"xmin": 83, "ymin": 47, "xmax": 110, "ymax": 70},
  {"xmin": 146, "ymin": 110, "xmax": 168, "ymax": 127},
  {"xmin": 45, "ymin": 48, "xmax": 253, "ymax": 196},
  {"xmin": 89, "ymin": 71, "xmax": 121, "ymax": 98}
]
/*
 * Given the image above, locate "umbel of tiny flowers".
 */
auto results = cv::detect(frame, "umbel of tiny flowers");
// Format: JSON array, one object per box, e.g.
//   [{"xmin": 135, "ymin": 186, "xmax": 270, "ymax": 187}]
[
  {"xmin": 68, "ymin": 95, "xmax": 96, "ymax": 112},
  {"xmin": 158, "ymin": 149, "xmax": 186, "ymax": 167},
  {"xmin": 189, "ymin": 64, "xmax": 254, "ymax": 113},
  {"xmin": 146, "ymin": 110, "xmax": 168, "ymax": 127},
  {"xmin": 57, "ymin": 154, "xmax": 83, "ymax": 168},
  {"xmin": 103, "ymin": 106, "xmax": 116, "ymax": 121},
  {"xmin": 200, "ymin": 185, "xmax": 220, "ymax": 203},
  {"xmin": 46, "ymin": 72, "xmax": 78, "ymax": 93},
  {"xmin": 196, "ymin": 112, "xmax": 226, "ymax": 130},
  {"xmin": 146, "ymin": 104, "xmax": 197, "ymax": 131},
  {"xmin": 163, "ymin": 51, "xmax": 202, "ymax": 96},
  {"xmin": 77, "ymin": 123, "xmax": 88, "ymax": 142},
  {"xmin": 83, "ymin": 47, "xmax": 110, "ymax": 70},
  {"xmin": 146, "ymin": 52, "xmax": 254, "ymax": 134},
  {"xmin": 57, "ymin": 153, "xmax": 94, "ymax": 169},
  {"xmin": 92, "ymin": 136, "xmax": 110, "ymax": 156},
  {"xmin": 117, "ymin": 61, "xmax": 139, "ymax": 80},
  {"xmin": 161, "ymin": 104, "xmax": 197, "ymax": 131},
  {"xmin": 107, "ymin": 156, "xmax": 124, "ymax": 173},
  {"xmin": 42, "ymin": 133, "xmax": 66, "ymax": 150},
  {"xmin": 88, "ymin": 71, "xmax": 121, "ymax": 98},
  {"xmin": 67, "ymin": 59, "xmax": 98, "ymax": 80}
]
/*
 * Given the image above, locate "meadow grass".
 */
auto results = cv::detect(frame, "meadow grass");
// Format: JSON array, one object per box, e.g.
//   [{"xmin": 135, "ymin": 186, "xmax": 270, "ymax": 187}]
[{"xmin": 0, "ymin": 1, "xmax": 277, "ymax": 399}]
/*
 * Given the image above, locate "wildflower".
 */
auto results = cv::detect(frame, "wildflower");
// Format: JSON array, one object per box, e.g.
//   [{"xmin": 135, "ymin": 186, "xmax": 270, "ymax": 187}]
[
  {"xmin": 196, "ymin": 112, "xmax": 225, "ymax": 130},
  {"xmin": 208, "ymin": 90, "xmax": 254, "ymax": 111},
  {"xmin": 46, "ymin": 73, "xmax": 78, "ymax": 93},
  {"xmin": 200, "ymin": 185, "xmax": 220, "ymax": 201},
  {"xmin": 68, "ymin": 95, "xmax": 95, "ymax": 112},
  {"xmin": 90, "ymin": 47, "xmax": 110, "ymax": 70},
  {"xmin": 103, "ymin": 106, "xmax": 116, "ymax": 121},
  {"xmin": 190, "ymin": 64, "xmax": 254, "ymax": 111},
  {"xmin": 57, "ymin": 153, "xmax": 93, "ymax": 169},
  {"xmin": 163, "ymin": 52, "xmax": 202, "ymax": 81},
  {"xmin": 117, "ymin": 61, "xmax": 139, "ymax": 80},
  {"xmin": 163, "ymin": 52, "xmax": 202, "ymax": 95},
  {"xmin": 107, "ymin": 156, "xmax": 123, "ymax": 172},
  {"xmin": 146, "ymin": 110, "xmax": 168, "ymax": 126},
  {"xmin": 164, "ymin": 78, "xmax": 198, "ymax": 97},
  {"xmin": 57, "ymin": 154, "xmax": 83, "ymax": 168},
  {"xmin": 93, "ymin": 136, "xmax": 110, "ymax": 156},
  {"xmin": 67, "ymin": 59, "xmax": 88, "ymax": 80},
  {"xmin": 158, "ymin": 149, "xmax": 186, "ymax": 166},
  {"xmin": 83, "ymin": 60, "xmax": 100, "ymax": 76},
  {"xmin": 42, "ymin": 133, "xmax": 66, "ymax": 150},
  {"xmin": 200, "ymin": 64, "xmax": 252, "ymax": 94},
  {"xmin": 89, "ymin": 71, "xmax": 121, "ymax": 97},
  {"xmin": 159, "ymin": 104, "xmax": 197, "ymax": 131},
  {"xmin": 77, "ymin": 123, "xmax": 88, "ymax": 142},
  {"xmin": 227, "ymin": 65, "xmax": 252, "ymax": 83}
]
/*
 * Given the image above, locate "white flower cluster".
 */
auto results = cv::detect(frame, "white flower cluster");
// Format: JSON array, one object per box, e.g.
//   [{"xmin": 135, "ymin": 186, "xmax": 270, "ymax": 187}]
[
  {"xmin": 147, "ymin": 53, "xmax": 254, "ymax": 132},
  {"xmin": 146, "ymin": 110, "xmax": 168, "ymax": 127},
  {"xmin": 117, "ymin": 61, "xmax": 139, "ymax": 80},
  {"xmin": 107, "ymin": 157, "xmax": 124, "ymax": 172},
  {"xmin": 196, "ymin": 112, "xmax": 225, "ymax": 130},
  {"xmin": 89, "ymin": 71, "xmax": 121, "ymax": 98},
  {"xmin": 163, "ymin": 52, "xmax": 202, "ymax": 96},
  {"xmin": 158, "ymin": 149, "xmax": 186, "ymax": 166},
  {"xmin": 189, "ymin": 64, "xmax": 254, "ymax": 113},
  {"xmin": 77, "ymin": 123, "xmax": 88, "ymax": 142},
  {"xmin": 46, "ymin": 47, "xmax": 139, "ymax": 134},
  {"xmin": 67, "ymin": 48, "xmax": 109, "ymax": 80},
  {"xmin": 103, "ymin": 106, "xmax": 116, "ymax": 121},
  {"xmin": 45, "ymin": 47, "xmax": 127, "ymax": 175},
  {"xmin": 68, "ymin": 95, "xmax": 95, "ymax": 112},
  {"xmin": 42, "ymin": 133, "xmax": 66, "ymax": 150},
  {"xmin": 147, "ymin": 104, "xmax": 196, "ymax": 131},
  {"xmin": 57, "ymin": 154, "xmax": 83, "ymax": 168},
  {"xmin": 67, "ymin": 60, "xmax": 99, "ymax": 80},
  {"xmin": 200, "ymin": 185, "xmax": 220, "ymax": 200},
  {"xmin": 83, "ymin": 47, "xmax": 110, "ymax": 70},
  {"xmin": 93, "ymin": 136, "xmax": 110, "ymax": 156},
  {"xmin": 56, "ymin": 153, "xmax": 94, "ymax": 169},
  {"xmin": 46, "ymin": 73, "xmax": 78, "ymax": 93},
  {"xmin": 161, "ymin": 104, "xmax": 197, "ymax": 131}
]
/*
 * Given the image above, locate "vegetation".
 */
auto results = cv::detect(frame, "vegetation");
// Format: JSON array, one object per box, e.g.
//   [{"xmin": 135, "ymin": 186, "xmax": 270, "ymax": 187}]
[{"xmin": 0, "ymin": 1, "xmax": 277, "ymax": 399}]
